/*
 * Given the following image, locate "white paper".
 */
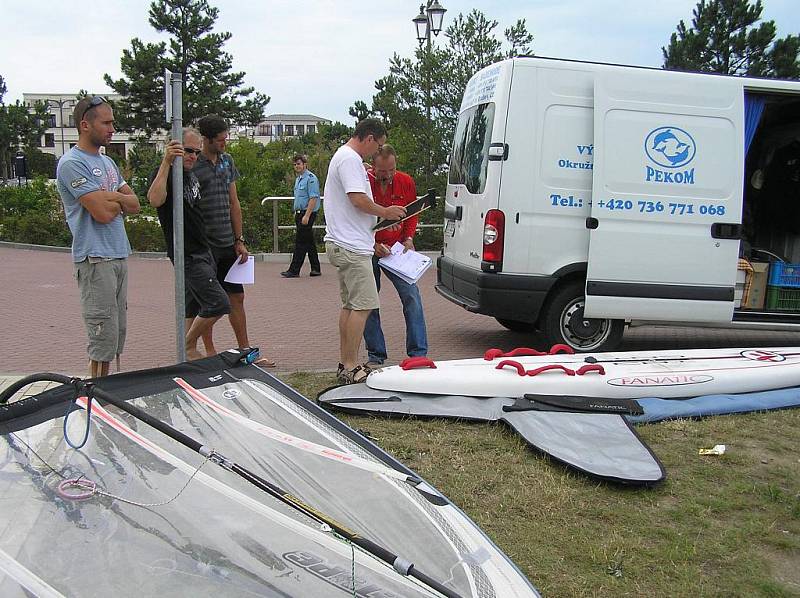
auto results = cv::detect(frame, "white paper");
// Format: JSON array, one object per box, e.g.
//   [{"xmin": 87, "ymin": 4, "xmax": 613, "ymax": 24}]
[
  {"xmin": 377, "ymin": 242, "xmax": 432, "ymax": 285},
  {"xmin": 224, "ymin": 255, "xmax": 255, "ymax": 284}
]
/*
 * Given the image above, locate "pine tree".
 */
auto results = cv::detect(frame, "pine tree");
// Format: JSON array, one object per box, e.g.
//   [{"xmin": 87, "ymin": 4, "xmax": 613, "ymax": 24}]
[
  {"xmin": 105, "ymin": 0, "xmax": 269, "ymax": 135},
  {"xmin": 663, "ymin": 0, "xmax": 799, "ymax": 78}
]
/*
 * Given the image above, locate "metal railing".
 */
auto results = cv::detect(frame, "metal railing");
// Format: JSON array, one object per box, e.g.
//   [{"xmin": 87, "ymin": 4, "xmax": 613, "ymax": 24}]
[{"xmin": 260, "ymin": 196, "xmax": 443, "ymax": 254}]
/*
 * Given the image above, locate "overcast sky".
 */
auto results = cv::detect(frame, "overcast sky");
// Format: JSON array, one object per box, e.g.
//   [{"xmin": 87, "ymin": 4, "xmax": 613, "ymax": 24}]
[{"xmin": 1, "ymin": 0, "xmax": 798, "ymax": 124}]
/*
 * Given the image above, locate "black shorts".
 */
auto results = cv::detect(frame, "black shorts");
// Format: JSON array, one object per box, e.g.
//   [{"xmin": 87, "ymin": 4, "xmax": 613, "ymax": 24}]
[
  {"xmin": 185, "ymin": 251, "xmax": 231, "ymax": 319},
  {"xmin": 211, "ymin": 245, "xmax": 245, "ymax": 294}
]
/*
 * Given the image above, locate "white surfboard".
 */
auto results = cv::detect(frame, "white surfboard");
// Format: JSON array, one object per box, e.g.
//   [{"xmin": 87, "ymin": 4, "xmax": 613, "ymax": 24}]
[{"xmin": 366, "ymin": 347, "xmax": 800, "ymax": 399}]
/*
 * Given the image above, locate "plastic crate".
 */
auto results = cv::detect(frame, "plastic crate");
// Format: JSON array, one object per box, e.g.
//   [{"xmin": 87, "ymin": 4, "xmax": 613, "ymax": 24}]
[
  {"xmin": 767, "ymin": 262, "xmax": 800, "ymax": 287},
  {"xmin": 766, "ymin": 286, "xmax": 800, "ymax": 311}
]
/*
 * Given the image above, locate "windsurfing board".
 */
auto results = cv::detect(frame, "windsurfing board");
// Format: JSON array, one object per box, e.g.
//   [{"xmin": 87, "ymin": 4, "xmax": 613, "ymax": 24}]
[{"xmin": 366, "ymin": 347, "xmax": 800, "ymax": 399}]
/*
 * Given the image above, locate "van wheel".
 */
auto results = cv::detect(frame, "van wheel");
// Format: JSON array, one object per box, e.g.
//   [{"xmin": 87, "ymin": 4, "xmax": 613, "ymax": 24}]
[
  {"xmin": 540, "ymin": 281, "xmax": 624, "ymax": 352},
  {"xmin": 495, "ymin": 318, "xmax": 536, "ymax": 333}
]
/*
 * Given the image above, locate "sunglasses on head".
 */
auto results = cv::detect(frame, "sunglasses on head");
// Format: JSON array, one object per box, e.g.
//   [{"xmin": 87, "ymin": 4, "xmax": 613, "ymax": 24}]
[
  {"xmin": 183, "ymin": 147, "xmax": 202, "ymax": 155},
  {"xmin": 79, "ymin": 96, "xmax": 108, "ymax": 121}
]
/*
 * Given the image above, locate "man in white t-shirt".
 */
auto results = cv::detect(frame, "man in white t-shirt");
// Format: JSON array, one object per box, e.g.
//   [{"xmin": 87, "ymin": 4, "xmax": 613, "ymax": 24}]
[{"xmin": 324, "ymin": 119, "xmax": 406, "ymax": 384}]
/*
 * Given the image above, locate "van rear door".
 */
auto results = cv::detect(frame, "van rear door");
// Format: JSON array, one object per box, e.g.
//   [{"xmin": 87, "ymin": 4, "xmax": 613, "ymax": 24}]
[
  {"xmin": 585, "ymin": 68, "xmax": 744, "ymax": 322},
  {"xmin": 443, "ymin": 61, "xmax": 511, "ymax": 269}
]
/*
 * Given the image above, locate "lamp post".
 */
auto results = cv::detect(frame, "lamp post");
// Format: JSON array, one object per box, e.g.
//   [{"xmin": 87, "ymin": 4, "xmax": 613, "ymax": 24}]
[
  {"xmin": 46, "ymin": 98, "xmax": 69, "ymax": 158},
  {"xmin": 412, "ymin": 0, "xmax": 446, "ymax": 186}
]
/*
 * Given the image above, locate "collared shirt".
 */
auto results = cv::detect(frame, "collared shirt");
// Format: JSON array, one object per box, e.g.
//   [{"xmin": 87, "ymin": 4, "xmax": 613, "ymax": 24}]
[
  {"xmin": 370, "ymin": 169, "xmax": 418, "ymax": 247},
  {"xmin": 193, "ymin": 152, "xmax": 239, "ymax": 248},
  {"xmin": 56, "ymin": 147, "xmax": 132, "ymax": 262},
  {"xmin": 293, "ymin": 169, "xmax": 321, "ymax": 211}
]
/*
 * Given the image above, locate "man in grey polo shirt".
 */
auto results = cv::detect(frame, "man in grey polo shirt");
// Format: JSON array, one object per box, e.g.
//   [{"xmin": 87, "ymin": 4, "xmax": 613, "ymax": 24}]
[
  {"xmin": 56, "ymin": 96, "xmax": 140, "ymax": 378},
  {"xmin": 193, "ymin": 114, "xmax": 275, "ymax": 367}
]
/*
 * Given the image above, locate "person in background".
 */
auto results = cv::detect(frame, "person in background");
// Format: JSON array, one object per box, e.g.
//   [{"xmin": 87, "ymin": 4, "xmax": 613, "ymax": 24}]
[
  {"xmin": 55, "ymin": 96, "xmax": 140, "ymax": 378},
  {"xmin": 281, "ymin": 154, "xmax": 321, "ymax": 277}
]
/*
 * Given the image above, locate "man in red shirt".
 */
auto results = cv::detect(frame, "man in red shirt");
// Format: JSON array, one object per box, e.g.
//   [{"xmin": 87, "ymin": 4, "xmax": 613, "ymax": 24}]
[{"xmin": 364, "ymin": 145, "xmax": 428, "ymax": 366}]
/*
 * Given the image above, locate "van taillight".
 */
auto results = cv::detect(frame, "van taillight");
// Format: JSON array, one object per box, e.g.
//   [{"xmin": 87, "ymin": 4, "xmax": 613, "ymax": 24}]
[{"xmin": 482, "ymin": 209, "xmax": 504, "ymax": 272}]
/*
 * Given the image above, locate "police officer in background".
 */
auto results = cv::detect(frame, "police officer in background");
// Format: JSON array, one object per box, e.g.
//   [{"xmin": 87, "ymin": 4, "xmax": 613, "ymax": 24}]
[{"xmin": 282, "ymin": 155, "xmax": 322, "ymax": 277}]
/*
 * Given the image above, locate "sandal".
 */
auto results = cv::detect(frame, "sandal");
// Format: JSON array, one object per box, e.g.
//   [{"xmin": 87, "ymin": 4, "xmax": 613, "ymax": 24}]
[
  {"xmin": 337, "ymin": 364, "xmax": 370, "ymax": 385},
  {"xmin": 253, "ymin": 356, "xmax": 277, "ymax": 368}
]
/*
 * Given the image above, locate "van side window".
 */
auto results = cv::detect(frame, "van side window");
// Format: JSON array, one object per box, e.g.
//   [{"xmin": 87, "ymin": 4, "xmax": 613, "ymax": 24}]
[{"xmin": 448, "ymin": 102, "xmax": 496, "ymax": 194}]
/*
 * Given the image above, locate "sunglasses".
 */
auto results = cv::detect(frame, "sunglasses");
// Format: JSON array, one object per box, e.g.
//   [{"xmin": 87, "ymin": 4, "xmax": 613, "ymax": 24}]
[
  {"xmin": 183, "ymin": 147, "xmax": 202, "ymax": 155},
  {"xmin": 79, "ymin": 96, "xmax": 108, "ymax": 121}
]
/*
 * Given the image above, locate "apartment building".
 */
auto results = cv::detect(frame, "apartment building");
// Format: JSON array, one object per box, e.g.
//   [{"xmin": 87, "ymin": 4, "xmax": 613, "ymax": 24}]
[{"xmin": 23, "ymin": 93, "xmax": 142, "ymax": 161}]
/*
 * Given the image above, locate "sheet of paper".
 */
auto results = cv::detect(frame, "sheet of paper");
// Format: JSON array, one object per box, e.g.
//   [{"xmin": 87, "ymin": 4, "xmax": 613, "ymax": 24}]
[
  {"xmin": 224, "ymin": 255, "xmax": 255, "ymax": 284},
  {"xmin": 377, "ymin": 242, "xmax": 432, "ymax": 284}
]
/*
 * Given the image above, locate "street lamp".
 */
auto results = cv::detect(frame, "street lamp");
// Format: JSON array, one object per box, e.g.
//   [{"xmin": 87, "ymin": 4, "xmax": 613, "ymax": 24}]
[
  {"xmin": 412, "ymin": 1, "xmax": 447, "ymax": 185},
  {"xmin": 46, "ymin": 98, "xmax": 69, "ymax": 158}
]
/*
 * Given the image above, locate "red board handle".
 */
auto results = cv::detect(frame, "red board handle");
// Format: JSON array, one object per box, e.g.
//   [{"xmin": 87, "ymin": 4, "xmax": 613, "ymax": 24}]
[
  {"xmin": 484, "ymin": 347, "xmax": 547, "ymax": 360},
  {"xmin": 525, "ymin": 364, "xmax": 576, "ymax": 377},
  {"xmin": 576, "ymin": 364, "xmax": 605, "ymax": 376},
  {"xmin": 400, "ymin": 357, "xmax": 437, "ymax": 370},
  {"xmin": 548, "ymin": 344, "xmax": 575, "ymax": 355},
  {"xmin": 495, "ymin": 360, "xmax": 527, "ymax": 376}
]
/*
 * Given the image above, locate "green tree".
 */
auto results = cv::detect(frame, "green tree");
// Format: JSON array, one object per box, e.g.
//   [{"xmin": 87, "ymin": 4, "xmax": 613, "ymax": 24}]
[
  {"xmin": 663, "ymin": 0, "xmax": 800, "ymax": 78},
  {"xmin": 0, "ymin": 76, "xmax": 49, "ymax": 181},
  {"xmin": 105, "ymin": 0, "xmax": 270, "ymax": 136},
  {"xmin": 352, "ymin": 10, "xmax": 532, "ymax": 191}
]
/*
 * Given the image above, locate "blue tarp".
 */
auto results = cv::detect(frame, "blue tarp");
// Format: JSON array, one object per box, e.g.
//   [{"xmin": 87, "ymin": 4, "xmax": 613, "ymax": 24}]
[{"xmin": 628, "ymin": 386, "xmax": 800, "ymax": 423}]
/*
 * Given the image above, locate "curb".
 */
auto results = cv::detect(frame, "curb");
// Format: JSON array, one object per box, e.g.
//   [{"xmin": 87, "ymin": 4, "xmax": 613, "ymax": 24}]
[{"xmin": 0, "ymin": 241, "xmax": 441, "ymax": 262}]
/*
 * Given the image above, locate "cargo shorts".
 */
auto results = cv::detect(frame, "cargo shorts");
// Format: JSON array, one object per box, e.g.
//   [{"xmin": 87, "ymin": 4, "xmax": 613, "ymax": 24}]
[
  {"xmin": 326, "ymin": 242, "xmax": 380, "ymax": 311},
  {"xmin": 74, "ymin": 257, "xmax": 128, "ymax": 363},
  {"xmin": 185, "ymin": 251, "xmax": 231, "ymax": 319}
]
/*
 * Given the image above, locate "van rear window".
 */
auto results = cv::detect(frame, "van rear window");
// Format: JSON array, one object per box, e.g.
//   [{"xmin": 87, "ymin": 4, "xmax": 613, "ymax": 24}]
[{"xmin": 449, "ymin": 102, "xmax": 495, "ymax": 194}]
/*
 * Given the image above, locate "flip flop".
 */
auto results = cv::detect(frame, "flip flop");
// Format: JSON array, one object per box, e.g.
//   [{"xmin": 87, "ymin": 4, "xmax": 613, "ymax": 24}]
[{"xmin": 253, "ymin": 357, "xmax": 277, "ymax": 368}]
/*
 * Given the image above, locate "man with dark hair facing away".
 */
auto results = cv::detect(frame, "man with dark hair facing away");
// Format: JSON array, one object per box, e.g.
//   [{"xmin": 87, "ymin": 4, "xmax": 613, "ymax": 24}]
[
  {"xmin": 194, "ymin": 114, "xmax": 276, "ymax": 367},
  {"xmin": 147, "ymin": 128, "xmax": 231, "ymax": 360},
  {"xmin": 55, "ymin": 96, "xmax": 140, "ymax": 378},
  {"xmin": 323, "ymin": 119, "xmax": 406, "ymax": 384},
  {"xmin": 281, "ymin": 154, "xmax": 322, "ymax": 277}
]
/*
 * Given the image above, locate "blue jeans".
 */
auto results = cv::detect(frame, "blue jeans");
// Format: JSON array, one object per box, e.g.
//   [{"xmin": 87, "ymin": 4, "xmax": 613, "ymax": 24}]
[{"xmin": 363, "ymin": 257, "xmax": 428, "ymax": 364}]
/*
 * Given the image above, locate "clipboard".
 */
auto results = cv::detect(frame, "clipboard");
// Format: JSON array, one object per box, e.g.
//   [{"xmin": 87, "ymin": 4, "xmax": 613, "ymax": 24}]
[{"xmin": 373, "ymin": 188, "xmax": 437, "ymax": 231}]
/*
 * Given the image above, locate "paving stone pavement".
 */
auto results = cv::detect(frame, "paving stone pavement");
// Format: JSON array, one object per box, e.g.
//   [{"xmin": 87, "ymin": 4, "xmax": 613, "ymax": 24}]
[{"xmin": 2, "ymin": 245, "xmax": 799, "ymax": 378}]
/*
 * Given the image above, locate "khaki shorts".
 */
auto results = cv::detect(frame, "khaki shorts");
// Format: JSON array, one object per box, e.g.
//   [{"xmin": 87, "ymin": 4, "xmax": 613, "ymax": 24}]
[
  {"xmin": 326, "ymin": 242, "xmax": 379, "ymax": 310},
  {"xmin": 74, "ymin": 258, "xmax": 128, "ymax": 363}
]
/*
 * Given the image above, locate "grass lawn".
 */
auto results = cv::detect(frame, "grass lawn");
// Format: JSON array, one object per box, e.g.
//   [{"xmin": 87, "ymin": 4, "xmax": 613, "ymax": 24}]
[{"xmin": 282, "ymin": 372, "xmax": 800, "ymax": 598}]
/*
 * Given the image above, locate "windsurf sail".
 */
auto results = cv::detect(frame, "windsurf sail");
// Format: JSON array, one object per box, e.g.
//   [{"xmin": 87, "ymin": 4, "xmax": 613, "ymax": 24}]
[{"xmin": 0, "ymin": 350, "xmax": 539, "ymax": 597}]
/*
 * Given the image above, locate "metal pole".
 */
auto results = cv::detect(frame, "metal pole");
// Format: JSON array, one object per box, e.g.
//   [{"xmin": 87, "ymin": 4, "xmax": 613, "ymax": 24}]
[
  {"xmin": 426, "ymin": 32, "xmax": 432, "ymax": 187},
  {"xmin": 168, "ymin": 73, "xmax": 186, "ymax": 362},
  {"xmin": 272, "ymin": 200, "xmax": 279, "ymax": 253}
]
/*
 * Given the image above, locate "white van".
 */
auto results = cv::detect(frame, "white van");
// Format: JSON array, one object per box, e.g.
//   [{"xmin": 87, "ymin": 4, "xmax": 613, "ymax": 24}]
[{"xmin": 436, "ymin": 56, "xmax": 800, "ymax": 352}]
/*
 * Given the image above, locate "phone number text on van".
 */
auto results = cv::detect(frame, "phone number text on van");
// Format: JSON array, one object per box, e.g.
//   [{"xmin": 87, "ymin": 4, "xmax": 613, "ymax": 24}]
[{"xmin": 596, "ymin": 199, "xmax": 726, "ymax": 216}]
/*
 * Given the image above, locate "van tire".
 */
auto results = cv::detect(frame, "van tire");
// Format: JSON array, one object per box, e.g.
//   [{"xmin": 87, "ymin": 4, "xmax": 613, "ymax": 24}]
[
  {"xmin": 540, "ymin": 281, "xmax": 624, "ymax": 352},
  {"xmin": 495, "ymin": 318, "xmax": 536, "ymax": 333}
]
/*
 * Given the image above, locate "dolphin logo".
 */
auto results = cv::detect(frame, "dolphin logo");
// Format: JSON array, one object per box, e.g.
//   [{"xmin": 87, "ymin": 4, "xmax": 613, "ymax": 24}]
[{"xmin": 645, "ymin": 127, "xmax": 696, "ymax": 169}]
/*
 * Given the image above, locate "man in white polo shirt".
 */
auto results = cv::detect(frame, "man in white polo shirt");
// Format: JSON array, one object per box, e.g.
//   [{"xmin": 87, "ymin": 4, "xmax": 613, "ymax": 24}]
[{"xmin": 323, "ymin": 119, "xmax": 406, "ymax": 384}]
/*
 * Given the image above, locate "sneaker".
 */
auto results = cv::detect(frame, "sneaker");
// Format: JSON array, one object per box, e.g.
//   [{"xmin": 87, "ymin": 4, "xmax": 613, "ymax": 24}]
[
  {"xmin": 365, "ymin": 361, "xmax": 384, "ymax": 370},
  {"xmin": 280, "ymin": 270, "xmax": 300, "ymax": 278},
  {"xmin": 337, "ymin": 364, "xmax": 370, "ymax": 385},
  {"xmin": 310, "ymin": 270, "xmax": 321, "ymax": 277}
]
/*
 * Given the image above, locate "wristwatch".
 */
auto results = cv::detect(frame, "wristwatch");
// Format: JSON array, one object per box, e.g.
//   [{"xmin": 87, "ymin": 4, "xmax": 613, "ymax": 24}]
[{"xmin": 235, "ymin": 235, "xmax": 245, "ymax": 244}]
